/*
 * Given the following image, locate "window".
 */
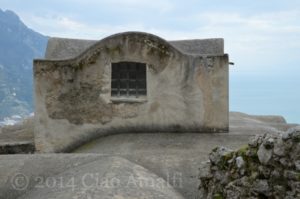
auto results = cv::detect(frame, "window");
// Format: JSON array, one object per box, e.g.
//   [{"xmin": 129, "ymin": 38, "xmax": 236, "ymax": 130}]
[{"xmin": 111, "ymin": 62, "xmax": 147, "ymax": 98}]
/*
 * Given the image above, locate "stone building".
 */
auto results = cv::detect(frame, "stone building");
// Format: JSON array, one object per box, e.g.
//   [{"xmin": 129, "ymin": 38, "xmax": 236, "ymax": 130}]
[{"xmin": 33, "ymin": 32, "xmax": 229, "ymax": 152}]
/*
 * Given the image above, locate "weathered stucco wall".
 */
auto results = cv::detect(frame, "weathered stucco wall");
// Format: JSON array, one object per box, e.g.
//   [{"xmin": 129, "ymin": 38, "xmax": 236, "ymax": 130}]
[{"xmin": 34, "ymin": 32, "xmax": 229, "ymax": 152}]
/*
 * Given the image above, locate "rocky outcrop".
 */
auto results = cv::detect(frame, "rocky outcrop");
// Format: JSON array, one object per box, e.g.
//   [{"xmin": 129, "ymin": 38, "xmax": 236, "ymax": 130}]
[{"xmin": 198, "ymin": 126, "xmax": 300, "ymax": 199}]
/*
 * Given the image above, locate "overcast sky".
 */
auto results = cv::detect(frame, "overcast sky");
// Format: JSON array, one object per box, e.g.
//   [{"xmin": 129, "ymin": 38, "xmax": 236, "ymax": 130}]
[
  {"xmin": 1, "ymin": 0, "xmax": 299, "ymax": 76},
  {"xmin": 1, "ymin": 0, "xmax": 300, "ymax": 121}
]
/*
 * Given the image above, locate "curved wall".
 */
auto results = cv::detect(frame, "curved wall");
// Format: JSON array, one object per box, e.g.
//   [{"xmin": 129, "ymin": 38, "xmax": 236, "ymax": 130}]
[{"xmin": 34, "ymin": 32, "xmax": 229, "ymax": 152}]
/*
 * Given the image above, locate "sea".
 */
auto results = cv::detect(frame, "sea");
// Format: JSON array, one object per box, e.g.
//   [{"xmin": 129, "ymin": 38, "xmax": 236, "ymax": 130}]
[{"xmin": 230, "ymin": 74, "xmax": 299, "ymax": 124}]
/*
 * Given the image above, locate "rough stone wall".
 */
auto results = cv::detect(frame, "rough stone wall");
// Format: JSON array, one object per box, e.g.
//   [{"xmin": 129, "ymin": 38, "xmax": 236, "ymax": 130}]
[
  {"xmin": 198, "ymin": 126, "xmax": 300, "ymax": 199},
  {"xmin": 34, "ymin": 32, "xmax": 229, "ymax": 152}
]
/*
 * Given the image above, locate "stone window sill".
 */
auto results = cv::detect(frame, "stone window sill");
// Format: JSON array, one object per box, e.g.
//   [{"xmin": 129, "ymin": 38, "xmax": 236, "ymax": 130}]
[{"xmin": 110, "ymin": 97, "xmax": 147, "ymax": 103}]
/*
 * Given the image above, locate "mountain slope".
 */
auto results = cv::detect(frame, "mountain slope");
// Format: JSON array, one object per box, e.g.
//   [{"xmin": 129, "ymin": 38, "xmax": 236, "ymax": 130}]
[{"xmin": 0, "ymin": 9, "xmax": 48, "ymax": 122}]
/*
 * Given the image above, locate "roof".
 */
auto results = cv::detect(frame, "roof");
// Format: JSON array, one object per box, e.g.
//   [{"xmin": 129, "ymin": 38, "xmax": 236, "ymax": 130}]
[{"xmin": 44, "ymin": 32, "xmax": 224, "ymax": 60}]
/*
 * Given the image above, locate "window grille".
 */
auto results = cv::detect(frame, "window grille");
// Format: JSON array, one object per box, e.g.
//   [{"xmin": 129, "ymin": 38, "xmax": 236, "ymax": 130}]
[{"xmin": 111, "ymin": 62, "xmax": 146, "ymax": 97}]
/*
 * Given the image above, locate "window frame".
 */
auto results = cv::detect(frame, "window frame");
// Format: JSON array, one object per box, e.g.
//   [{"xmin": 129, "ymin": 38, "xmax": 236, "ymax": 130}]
[{"xmin": 110, "ymin": 61, "xmax": 147, "ymax": 103}]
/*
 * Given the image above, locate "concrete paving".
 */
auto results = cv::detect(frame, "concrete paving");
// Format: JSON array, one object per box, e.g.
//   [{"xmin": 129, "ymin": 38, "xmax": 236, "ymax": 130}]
[
  {"xmin": 73, "ymin": 112, "xmax": 297, "ymax": 198},
  {"xmin": 0, "ymin": 112, "xmax": 298, "ymax": 198},
  {"xmin": 0, "ymin": 118, "xmax": 34, "ymax": 154}
]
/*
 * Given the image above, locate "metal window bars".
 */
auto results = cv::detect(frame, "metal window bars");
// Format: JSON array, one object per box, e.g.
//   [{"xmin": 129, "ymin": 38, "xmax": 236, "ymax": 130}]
[{"xmin": 111, "ymin": 62, "xmax": 147, "ymax": 98}]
